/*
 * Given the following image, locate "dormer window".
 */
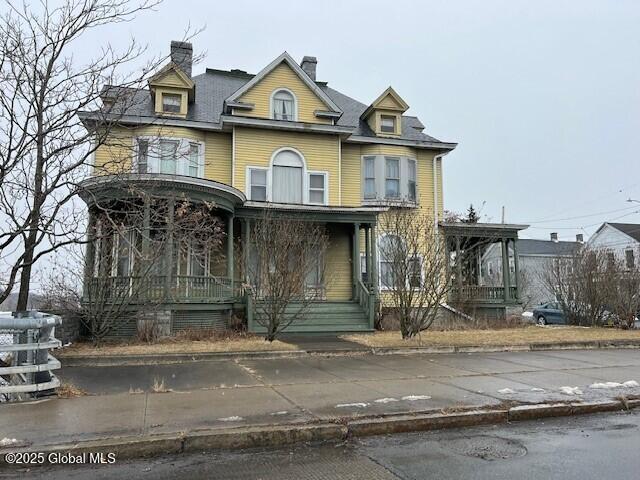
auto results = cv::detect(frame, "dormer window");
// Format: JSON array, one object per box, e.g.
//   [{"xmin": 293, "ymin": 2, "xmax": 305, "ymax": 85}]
[
  {"xmin": 380, "ymin": 115, "xmax": 397, "ymax": 133},
  {"xmin": 271, "ymin": 89, "xmax": 296, "ymax": 121},
  {"xmin": 162, "ymin": 93, "xmax": 182, "ymax": 113}
]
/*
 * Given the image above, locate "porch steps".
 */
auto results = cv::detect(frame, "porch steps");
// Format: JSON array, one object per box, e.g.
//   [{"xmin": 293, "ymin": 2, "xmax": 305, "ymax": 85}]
[{"xmin": 251, "ymin": 301, "xmax": 372, "ymax": 334}]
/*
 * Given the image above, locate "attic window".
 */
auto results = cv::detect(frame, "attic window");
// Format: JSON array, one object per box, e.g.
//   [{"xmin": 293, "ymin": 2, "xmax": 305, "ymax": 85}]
[
  {"xmin": 272, "ymin": 89, "xmax": 296, "ymax": 121},
  {"xmin": 380, "ymin": 115, "xmax": 397, "ymax": 133},
  {"xmin": 162, "ymin": 93, "xmax": 182, "ymax": 113}
]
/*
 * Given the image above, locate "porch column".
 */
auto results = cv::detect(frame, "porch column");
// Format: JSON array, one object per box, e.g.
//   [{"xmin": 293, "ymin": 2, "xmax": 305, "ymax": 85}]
[
  {"xmin": 227, "ymin": 214, "xmax": 235, "ymax": 295},
  {"xmin": 83, "ymin": 209, "xmax": 97, "ymax": 288},
  {"xmin": 164, "ymin": 197, "xmax": 175, "ymax": 297},
  {"xmin": 501, "ymin": 237, "xmax": 511, "ymax": 302},
  {"xmin": 365, "ymin": 224, "xmax": 371, "ymax": 286},
  {"xmin": 241, "ymin": 218, "xmax": 250, "ymax": 282},
  {"xmin": 371, "ymin": 223, "xmax": 378, "ymax": 293},
  {"xmin": 141, "ymin": 195, "xmax": 151, "ymax": 263},
  {"xmin": 455, "ymin": 236, "xmax": 463, "ymax": 292},
  {"xmin": 353, "ymin": 222, "xmax": 360, "ymax": 298},
  {"xmin": 512, "ymin": 238, "xmax": 520, "ymax": 301}
]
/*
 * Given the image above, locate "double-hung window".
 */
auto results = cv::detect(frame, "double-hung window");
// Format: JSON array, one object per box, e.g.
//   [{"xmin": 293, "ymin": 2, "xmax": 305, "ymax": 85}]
[
  {"xmin": 407, "ymin": 159, "xmax": 417, "ymax": 202},
  {"xmin": 249, "ymin": 168, "xmax": 267, "ymax": 201},
  {"xmin": 364, "ymin": 157, "xmax": 376, "ymax": 199},
  {"xmin": 188, "ymin": 143, "xmax": 200, "ymax": 177},
  {"xmin": 159, "ymin": 140, "xmax": 178, "ymax": 174},
  {"xmin": 137, "ymin": 139, "xmax": 149, "ymax": 174},
  {"xmin": 308, "ymin": 173, "xmax": 326, "ymax": 204},
  {"xmin": 408, "ymin": 256, "xmax": 422, "ymax": 288},
  {"xmin": 162, "ymin": 93, "xmax": 182, "ymax": 113},
  {"xmin": 385, "ymin": 157, "xmax": 400, "ymax": 198},
  {"xmin": 380, "ymin": 115, "xmax": 397, "ymax": 133}
]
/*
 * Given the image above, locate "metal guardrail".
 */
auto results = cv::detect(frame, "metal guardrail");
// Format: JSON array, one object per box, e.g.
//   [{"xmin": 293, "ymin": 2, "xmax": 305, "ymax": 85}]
[{"xmin": 0, "ymin": 311, "xmax": 62, "ymax": 402}]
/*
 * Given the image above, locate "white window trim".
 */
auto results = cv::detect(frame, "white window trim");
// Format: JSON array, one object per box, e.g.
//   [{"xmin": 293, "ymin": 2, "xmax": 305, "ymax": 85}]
[
  {"xmin": 132, "ymin": 136, "xmax": 205, "ymax": 178},
  {"xmin": 361, "ymin": 155, "xmax": 419, "ymax": 204},
  {"xmin": 246, "ymin": 165, "xmax": 271, "ymax": 202},
  {"xmin": 269, "ymin": 88, "xmax": 298, "ymax": 122},
  {"xmin": 307, "ymin": 170, "xmax": 329, "ymax": 206}
]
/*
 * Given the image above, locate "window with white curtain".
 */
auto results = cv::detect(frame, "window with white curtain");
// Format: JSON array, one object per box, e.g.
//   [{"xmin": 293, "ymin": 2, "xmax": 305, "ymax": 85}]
[
  {"xmin": 362, "ymin": 155, "xmax": 418, "ymax": 202},
  {"xmin": 272, "ymin": 90, "xmax": 296, "ymax": 121},
  {"xmin": 385, "ymin": 157, "xmax": 400, "ymax": 198},
  {"xmin": 249, "ymin": 168, "xmax": 267, "ymax": 201},
  {"xmin": 364, "ymin": 157, "xmax": 376, "ymax": 199},
  {"xmin": 407, "ymin": 159, "xmax": 417, "ymax": 201},
  {"xmin": 308, "ymin": 173, "xmax": 326, "ymax": 204},
  {"xmin": 188, "ymin": 143, "xmax": 200, "ymax": 177},
  {"xmin": 272, "ymin": 150, "xmax": 303, "ymax": 204},
  {"xmin": 159, "ymin": 140, "xmax": 178, "ymax": 174}
]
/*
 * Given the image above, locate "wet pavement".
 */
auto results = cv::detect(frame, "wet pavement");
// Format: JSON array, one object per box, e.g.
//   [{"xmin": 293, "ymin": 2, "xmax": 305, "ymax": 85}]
[
  {"xmin": 3, "ymin": 349, "xmax": 640, "ymax": 447},
  {"xmin": 9, "ymin": 410, "xmax": 640, "ymax": 479}
]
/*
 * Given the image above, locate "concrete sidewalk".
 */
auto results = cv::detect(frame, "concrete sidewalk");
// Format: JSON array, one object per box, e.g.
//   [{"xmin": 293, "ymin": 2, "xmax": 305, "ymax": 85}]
[{"xmin": 3, "ymin": 349, "xmax": 640, "ymax": 450}]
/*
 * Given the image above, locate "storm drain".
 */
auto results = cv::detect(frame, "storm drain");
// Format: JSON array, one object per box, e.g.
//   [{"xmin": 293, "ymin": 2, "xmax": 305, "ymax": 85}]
[{"xmin": 442, "ymin": 435, "xmax": 527, "ymax": 461}]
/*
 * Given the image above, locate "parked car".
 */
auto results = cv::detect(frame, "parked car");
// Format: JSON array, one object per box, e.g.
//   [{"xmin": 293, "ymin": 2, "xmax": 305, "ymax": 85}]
[{"xmin": 532, "ymin": 302, "xmax": 566, "ymax": 325}]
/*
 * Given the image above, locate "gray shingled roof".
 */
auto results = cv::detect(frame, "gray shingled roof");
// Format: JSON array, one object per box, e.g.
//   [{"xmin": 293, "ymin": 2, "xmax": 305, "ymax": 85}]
[
  {"xmin": 606, "ymin": 223, "xmax": 640, "ymax": 243},
  {"xmin": 102, "ymin": 66, "xmax": 447, "ymax": 144},
  {"xmin": 518, "ymin": 239, "xmax": 580, "ymax": 256}
]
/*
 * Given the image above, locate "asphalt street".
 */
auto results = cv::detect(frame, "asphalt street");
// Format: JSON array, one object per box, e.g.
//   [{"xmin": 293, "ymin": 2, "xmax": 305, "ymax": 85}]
[{"xmin": 6, "ymin": 410, "xmax": 640, "ymax": 479}]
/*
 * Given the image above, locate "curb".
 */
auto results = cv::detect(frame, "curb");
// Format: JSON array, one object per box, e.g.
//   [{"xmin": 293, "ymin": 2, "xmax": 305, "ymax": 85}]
[
  {"xmin": 58, "ymin": 340, "xmax": 640, "ymax": 366},
  {"xmin": 2, "ymin": 399, "xmax": 636, "ymax": 467}
]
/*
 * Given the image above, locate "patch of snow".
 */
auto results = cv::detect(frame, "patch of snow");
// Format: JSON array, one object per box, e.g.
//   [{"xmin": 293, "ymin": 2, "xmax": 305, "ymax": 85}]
[
  {"xmin": 589, "ymin": 380, "xmax": 639, "ymax": 389},
  {"xmin": 522, "ymin": 311, "xmax": 534, "ymax": 318},
  {"xmin": 401, "ymin": 395, "xmax": 432, "ymax": 401},
  {"xmin": 336, "ymin": 402, "xmax": 369, "ymax": 408},
  {"xmin": 270, "ymin": 411, "xmax": 288, "ymax": 416},
  {"xmin": 560, "ymin": 386, "xmax": 583, "ymax": 395},
  {"xmin": 374, "ymin": 397, "xmax": 399, "ymax": 404},
  {"xmin": 0, "ymin": 438, "xmax": 18, "ymax": 447},
  {"xmin": 218, "ymin": 416, "xmax": 243, "ymax": 422},
  {"xmin": 531, "ymin": 388, "xmax": 546, "ymax": 392},
  {"xmin": 498, "ymin": 388, "xmax": 516, "ymax": 394}
]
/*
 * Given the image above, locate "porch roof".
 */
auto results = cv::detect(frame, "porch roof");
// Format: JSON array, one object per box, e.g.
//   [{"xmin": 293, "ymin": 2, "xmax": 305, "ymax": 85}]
[
  {"xmin": 238, "ymin": 201, "xmax": 387, "ymax": 224},
  {"xmin": 439, "ymin": 222, "xmax": 529, "ymax": 240}
]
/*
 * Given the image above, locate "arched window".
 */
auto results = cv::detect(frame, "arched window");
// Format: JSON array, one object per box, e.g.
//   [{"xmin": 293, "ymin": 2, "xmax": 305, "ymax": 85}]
[
  {"xmin": 272, "ymin": 149, "xmax": 304, "ymax": 204},
  {"xmin": 271, "ymin": 89, "xmax": 296, "ymax": 121}
]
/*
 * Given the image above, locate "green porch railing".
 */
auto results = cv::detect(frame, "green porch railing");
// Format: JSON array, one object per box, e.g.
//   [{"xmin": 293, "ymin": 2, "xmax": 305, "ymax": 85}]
[
  {"xmin": 356, "ymin": 279, "xmax": 376, "ymax": 329},
  {"xmin": 85, "ymin": 275, "xmax": 239, "ymax": 303},
  {"xmin": 451, "ymin": 285, "xmax": 519, "ymax": 303}
]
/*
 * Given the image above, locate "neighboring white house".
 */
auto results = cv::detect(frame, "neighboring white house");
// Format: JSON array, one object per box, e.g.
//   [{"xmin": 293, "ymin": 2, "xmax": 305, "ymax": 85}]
[
  {"xmin": 587, "ymin": 222, "xmax": 640, "ymax": 269},
  {"xmin": 480, "ymin": 233, "xmax": 581, "ymax": 309}
]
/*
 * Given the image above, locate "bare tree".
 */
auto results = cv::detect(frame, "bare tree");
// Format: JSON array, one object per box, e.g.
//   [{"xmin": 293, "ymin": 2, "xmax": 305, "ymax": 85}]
[
  {"xmin": 0, "ymin": 0, "xmax": 182, "ymax": 310},
  {"xmin": 243, "ymin": 210, "xmax": 329, "ymax": 342},
  {"xmin": 541, "ymin": 247, "xmax": 616, "ymax": 326},
  {"xmin": 42, "ymin": 197, "xmax": 226, "ymax": 344},
  {"xmin": 377, "ymin": 209, "xmax": 451, "ymax": 339},
  {"xmin": 605, "ymin": 258, "xmax": 640, "ymax": 329}
]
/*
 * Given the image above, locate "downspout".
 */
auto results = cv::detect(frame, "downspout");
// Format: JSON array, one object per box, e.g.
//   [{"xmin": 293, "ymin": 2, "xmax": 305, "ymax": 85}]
[{"xmin": 433, "ymin": 152, "xmax": 449, "ymax": 228}]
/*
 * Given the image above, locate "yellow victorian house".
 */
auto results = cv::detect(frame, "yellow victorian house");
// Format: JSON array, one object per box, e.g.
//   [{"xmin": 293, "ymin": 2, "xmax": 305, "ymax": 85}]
[{"xmin": 79, "ymin": 41, "xmax": 460, "ymax": 336}]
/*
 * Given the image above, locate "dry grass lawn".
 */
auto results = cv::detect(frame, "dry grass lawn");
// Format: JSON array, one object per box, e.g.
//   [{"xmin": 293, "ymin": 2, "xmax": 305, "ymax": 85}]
[
  {"xmin": 58, "ymin": 335, "xmax": 297, "ymax": 357},
  {"xmin": 342, "ymin": 326, "xmax": 640, "ymax": 348}
]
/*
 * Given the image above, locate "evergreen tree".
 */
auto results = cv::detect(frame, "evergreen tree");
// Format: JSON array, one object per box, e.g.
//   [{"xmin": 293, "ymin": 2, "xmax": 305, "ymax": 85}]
[{"xmin": 464, "ymin": 204, "xmax": 480, "ymax": 223}]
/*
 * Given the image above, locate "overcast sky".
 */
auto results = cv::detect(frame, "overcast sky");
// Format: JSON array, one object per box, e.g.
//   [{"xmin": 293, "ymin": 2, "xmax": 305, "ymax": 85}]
[{"xmin": 81, "ymin": 0, "xmax": 640, "ymax": 241}]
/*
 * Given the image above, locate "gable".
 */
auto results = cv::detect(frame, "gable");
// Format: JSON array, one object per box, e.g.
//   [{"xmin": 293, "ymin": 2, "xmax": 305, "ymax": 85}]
[
  {"xmin": 148, "ymin": 63, "xmax": 194, "ymax": 89},
  {"xmin": 236, "ymin": 62, "xmax": 332, "ymax": 124},
  {"xmin": 589, "ymin": 224, "xmax": 640, "ymax": 250},
  {"xmin": 374, "ymin": 90, "xmax": 409, "ymax": 111}
]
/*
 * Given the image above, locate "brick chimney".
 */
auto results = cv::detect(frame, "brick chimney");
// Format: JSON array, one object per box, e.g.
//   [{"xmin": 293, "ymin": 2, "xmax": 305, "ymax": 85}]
[
  {"xmin": 300, "ymin": 56, "xmax": 317, "ymax": 81},
  {"xmin": 576, "ymin": 233, "xmax": 584, "ymax": 243},
  {"xmin": 550, "ymin": 232, "xmax": 558, "ymax": 242},
  {"xmin": 170, "ymin": 41, "xmax": 193, "ymax": 77}
]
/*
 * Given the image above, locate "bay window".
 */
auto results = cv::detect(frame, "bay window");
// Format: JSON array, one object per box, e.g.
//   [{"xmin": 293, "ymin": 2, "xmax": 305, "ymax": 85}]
[
  {"xmin": 362, "ymin": 155, "xmax": 419, "ymax": 203},
  {"xmin": 134, "ymin": 137, "xmax": 204, "ymax": 177}
]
